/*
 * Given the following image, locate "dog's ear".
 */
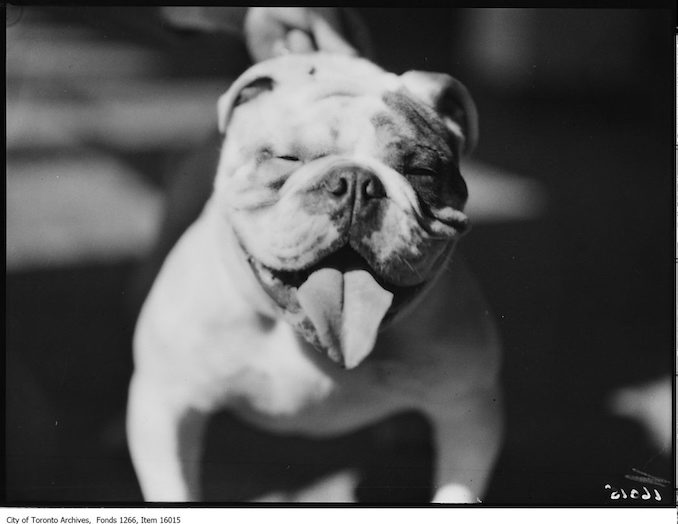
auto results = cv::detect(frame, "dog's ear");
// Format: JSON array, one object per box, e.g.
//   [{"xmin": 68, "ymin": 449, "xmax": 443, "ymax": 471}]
[
  {"xmin": 399, "ymin": 71, "xmax": 478, "ymax": 155},
  {"xmin": 217, "ymin": 76, "xmax": 276, "ymax": 134}
]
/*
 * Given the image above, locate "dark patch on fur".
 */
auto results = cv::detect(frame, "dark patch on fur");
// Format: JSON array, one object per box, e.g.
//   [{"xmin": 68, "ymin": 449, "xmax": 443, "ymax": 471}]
[
  {"xmin": 255, "ymin": 146, "xmax": 274, "ymax": 165},
  {"xmin": 379, "ymin": 90, "xmax": 468, "ymax": 211},
  {"xmin": 381, "ymin": 90, "xmax": 453, "ymax": 159},
  {"xmin": 350, "ymin": 195, "xmax": 386, "ymax": 248},
  {"xmin": 370, "ymin": 111, "xmax": 397, "ymax": 132}
]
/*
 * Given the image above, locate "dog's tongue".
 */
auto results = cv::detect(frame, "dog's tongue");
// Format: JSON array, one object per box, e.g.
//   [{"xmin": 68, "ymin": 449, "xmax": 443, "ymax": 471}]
[{"xmin": 297, "ymin": 268, "xmax": 393, "ymax": 369}]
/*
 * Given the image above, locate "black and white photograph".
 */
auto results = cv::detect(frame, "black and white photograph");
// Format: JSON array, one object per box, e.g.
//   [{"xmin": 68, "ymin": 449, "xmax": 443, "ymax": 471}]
[{"xmin": 5, "ymin": 5, "xmax": 675, "ymax": 511}]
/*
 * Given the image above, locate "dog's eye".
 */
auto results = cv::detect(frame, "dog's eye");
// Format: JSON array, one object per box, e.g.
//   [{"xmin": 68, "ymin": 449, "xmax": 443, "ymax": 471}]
[
  {"xmin": 406, "ymin": 166, "xmax": 438, "ymax": 177},
  {"xmin": 276, "ymin": 155, "xmax": 300, "ymax": 162}
]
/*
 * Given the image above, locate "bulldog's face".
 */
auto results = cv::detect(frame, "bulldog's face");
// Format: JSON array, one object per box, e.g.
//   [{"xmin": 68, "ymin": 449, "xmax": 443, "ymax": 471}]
[{"xmin": 214, "ymin": 54, "xmax": 478, "ymax": 369}]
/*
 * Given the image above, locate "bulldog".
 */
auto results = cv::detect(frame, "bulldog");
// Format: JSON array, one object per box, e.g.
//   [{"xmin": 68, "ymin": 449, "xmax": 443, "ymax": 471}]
[{"xmin": 127, "ymin": 53, "xmax": 502, "ymax": 503}]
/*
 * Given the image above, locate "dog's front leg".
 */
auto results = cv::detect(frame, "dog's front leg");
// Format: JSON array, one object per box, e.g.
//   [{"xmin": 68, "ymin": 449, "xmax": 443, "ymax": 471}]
[
  {"xmin": 127, "ymin": 373, "xmax": 209, "ymax": 502},
  {"xmin": 426, "ymin": 387, "xmax": 503, "ymax": 504}
]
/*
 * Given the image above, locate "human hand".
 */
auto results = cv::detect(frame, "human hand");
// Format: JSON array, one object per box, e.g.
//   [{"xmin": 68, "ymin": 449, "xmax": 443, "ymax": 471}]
[{"xmin": 244, "ymin": 8, "xmax": 361, "ymax": 62}]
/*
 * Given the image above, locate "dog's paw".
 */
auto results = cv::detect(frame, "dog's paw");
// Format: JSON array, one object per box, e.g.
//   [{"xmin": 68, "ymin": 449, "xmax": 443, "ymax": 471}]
[{"xmin": 432, "ymin": 484, "xmax": 481, "ymax": 504}]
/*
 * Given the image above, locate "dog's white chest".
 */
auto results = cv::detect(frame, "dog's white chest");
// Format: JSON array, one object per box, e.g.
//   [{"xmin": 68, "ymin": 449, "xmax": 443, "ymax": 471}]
[
  {"xmin": 192, "ymin": 320, "xmax": 401, "ymax": 435},
  {"xmin": 196, "ymin": 321, "xmax": 338, "ymax": 418},
  {"xmin": 226, "ymin": 360, "xmax": 334, "ymax": 418}
]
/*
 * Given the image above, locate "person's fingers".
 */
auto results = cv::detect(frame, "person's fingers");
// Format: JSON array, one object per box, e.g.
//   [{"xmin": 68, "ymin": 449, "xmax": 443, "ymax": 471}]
[
  {"xmin": 277, "ymin": 7, "xmax": 314, "ymax": 29},
  {"xmin": 245, "ymin": 7, "xmax": 358, "ymax": 62},
  {"xmin": 309, "ymin": 10, "xmax": 358, "ymax": 56},
  {"xmin": 245, "ymin": 8, "xmax": 307, "ymax": 61},
  {"xmin": 270, "ymin": 39, "xmax": 290, "ymax": 57},
  {"xmin": 285, "ymin": 29, "xmax": 316, "ymax": 54}
]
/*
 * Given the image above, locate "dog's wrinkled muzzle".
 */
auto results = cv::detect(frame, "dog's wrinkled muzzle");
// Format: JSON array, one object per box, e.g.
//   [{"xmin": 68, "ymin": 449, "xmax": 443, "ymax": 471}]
[{"xmin": 297, "ymin": 267, "xmax": 393, "ymax": 369}]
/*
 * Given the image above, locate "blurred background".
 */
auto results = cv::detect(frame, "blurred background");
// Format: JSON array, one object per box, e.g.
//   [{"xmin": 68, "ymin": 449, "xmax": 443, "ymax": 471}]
[{"xmin": 5, "ymin": 6, "xmax": 674, "ymax": 505}]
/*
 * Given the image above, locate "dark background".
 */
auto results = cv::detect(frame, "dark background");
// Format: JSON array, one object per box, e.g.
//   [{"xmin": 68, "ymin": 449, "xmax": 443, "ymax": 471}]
[{"xmin": 5, "ymin": 6, "xmax": 674, "ymax": 505}]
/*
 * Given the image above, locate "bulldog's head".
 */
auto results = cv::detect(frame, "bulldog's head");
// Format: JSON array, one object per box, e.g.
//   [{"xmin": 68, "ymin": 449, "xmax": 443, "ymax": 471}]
[{"xmin": 214, "ymin": 54, "xmax": 477, "ymax": 369}]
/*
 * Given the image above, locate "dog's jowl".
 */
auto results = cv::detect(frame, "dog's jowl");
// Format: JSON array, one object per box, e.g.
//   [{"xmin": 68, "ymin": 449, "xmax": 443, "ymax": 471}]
[{"xmin": 127, "ymin": 54, "xmax": 502, "ymax": 503}]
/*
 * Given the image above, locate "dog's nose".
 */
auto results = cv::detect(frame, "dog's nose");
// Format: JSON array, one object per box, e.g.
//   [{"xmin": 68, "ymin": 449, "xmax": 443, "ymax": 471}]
[
  {"xmin": 361, "ymin": 172, "xmax": 386, "ymax": 199},
  {"xmin": 325, "ymin": 174, "xmax": 350, "ymax": 197},
  {"xmin": 324, "ymin": 166, "xmax": 385, "ymax": 201}
]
